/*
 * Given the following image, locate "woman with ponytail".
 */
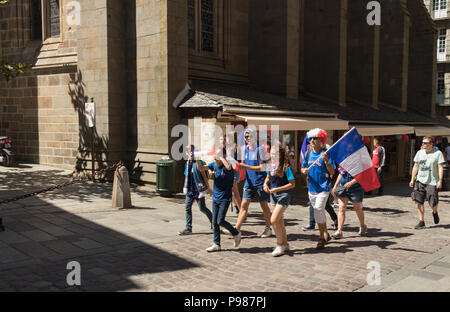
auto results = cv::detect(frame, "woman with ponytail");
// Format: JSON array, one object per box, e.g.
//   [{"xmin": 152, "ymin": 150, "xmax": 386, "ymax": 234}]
[{"xmin": 263, "ymin": 144, "xmax": 296, "ymax": 257}]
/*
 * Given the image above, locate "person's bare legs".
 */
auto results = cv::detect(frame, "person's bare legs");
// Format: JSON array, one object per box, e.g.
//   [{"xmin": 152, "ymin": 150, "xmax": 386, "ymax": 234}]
[
  {"xmin": 418, "ymin": 204, "xmax": 425, "ymax": 222},
  {"xmin": 260, "ymin": 201, "xmax": 272, "ymax": 229},
  {"xmin": 353, "ymin": 202, "xmax": 365, "ymax": 227},
  {"xmin": 271, "ymin": 204, "xmax": 287, "ymax": 246},
  {"xmin": 318, "ymin": 223, "xmax": 329, "ymax": 241},
  {"xmin": 235, "ymin": 199, "xmax": 250, "ymax": 231},
  {"xmin": 431, "ymin": 205, "xmax": 438, "ymax": 215},
  {"xmin": 337, "ymin": 197, "xmax": 348, "ymax": 232}
]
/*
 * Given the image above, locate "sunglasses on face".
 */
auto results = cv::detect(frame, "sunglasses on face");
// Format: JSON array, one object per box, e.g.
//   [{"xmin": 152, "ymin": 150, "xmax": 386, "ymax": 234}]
[
  {"xmin": 422, "ymin": 142, "xmax": 431, "ymax": 145},
  {"xmin": 310, "ymin": 137, "xmax": 320, "ymax": 141}
]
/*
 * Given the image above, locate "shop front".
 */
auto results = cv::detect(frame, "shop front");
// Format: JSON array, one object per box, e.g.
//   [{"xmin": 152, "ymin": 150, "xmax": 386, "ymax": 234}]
[{"xmin": 351, "ymin": 124, "xmax": 415, "ymax": 180}]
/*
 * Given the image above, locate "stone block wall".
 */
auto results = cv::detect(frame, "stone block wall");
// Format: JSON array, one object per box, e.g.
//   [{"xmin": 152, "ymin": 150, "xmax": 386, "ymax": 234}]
[
  {"xmin": 303, "ymin": 0, "xmax": 346, "ymax": 105},
  {"xmin": 0, "ymin": 0, "xmax": 79, "ymax": 169},
  {"xmin": 347, "ymin": 1, "xmax": 379, "ymax": 107},
  {"xmin": 407, "ymin": 0, "xmax": 437, "ymax": 117},
  {"xmin": 379, "ymin": 0, "xmax": 409, "ymax": 111}
]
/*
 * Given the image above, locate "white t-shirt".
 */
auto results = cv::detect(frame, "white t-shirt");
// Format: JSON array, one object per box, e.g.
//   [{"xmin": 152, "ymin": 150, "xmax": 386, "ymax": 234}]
[
  {"xmin": 446, "ymin": 146, "xmax": 450, "ymax": 161},
  {"xmin": 414, "ymin": 149, "xmax": 445, "ymax": 186}
]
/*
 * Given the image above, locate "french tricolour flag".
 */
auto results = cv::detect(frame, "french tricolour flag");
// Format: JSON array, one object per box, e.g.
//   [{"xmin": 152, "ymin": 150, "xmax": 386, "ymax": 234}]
[{"xmin": 327, "ymin": 127, "xmax": 380, "ymax": 192}]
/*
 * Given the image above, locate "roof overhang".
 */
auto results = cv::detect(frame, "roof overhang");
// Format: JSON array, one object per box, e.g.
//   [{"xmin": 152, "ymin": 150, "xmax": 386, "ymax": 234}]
[
  {"xmin": 352, "ymin": 125, "xmax": 415, "ymax": 136},
  {"xmin": 234, "ymin": 114, "xmax": 349, "ymax": 131},
  {"xmin": 415, "ymin": 126, "xmax": 450, "ymax": 136}
]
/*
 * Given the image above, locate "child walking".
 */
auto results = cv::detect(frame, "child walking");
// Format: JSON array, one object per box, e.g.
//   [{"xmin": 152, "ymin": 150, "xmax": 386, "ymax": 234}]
[{"xmin": 264, "ymin": 145, "xmax": 296, "ymax": 257}]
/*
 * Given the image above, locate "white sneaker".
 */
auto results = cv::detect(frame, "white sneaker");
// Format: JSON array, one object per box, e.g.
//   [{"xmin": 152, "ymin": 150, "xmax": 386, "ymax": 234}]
[
  {"xmin": 233, "ymin": 231, "xmax": 242, "ymax": 248},
  {"xmin": 221, "ymin": 229, "xmax": 231, "ymax": 236},
  {"xmin": 205, "ymin": 244, "xmax": 221, "ymax": 252},
  {"xmin": 260, "ymin": 227, "xmax": 272, "ymax": 238},
  {"xmin": 272, "ymin": 245, "xmax": 285, "ymax": 257}
]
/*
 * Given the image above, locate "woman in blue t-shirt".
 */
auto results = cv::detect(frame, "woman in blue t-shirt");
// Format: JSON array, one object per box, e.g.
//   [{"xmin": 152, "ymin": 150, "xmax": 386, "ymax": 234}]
[
  {"xmin": 196, "ymin": 152, "xmax": 242, "ymax": 252},
  {"xmin": 263, "ymin": 145, "xmax": 296, "ymax": 257},
  {"xmin": 331, "ymin": 166, "xmax": 368, "ymax": 239}
]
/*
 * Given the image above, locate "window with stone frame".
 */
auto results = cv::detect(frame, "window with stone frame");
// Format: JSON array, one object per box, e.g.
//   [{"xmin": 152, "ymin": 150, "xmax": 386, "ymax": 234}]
[
  {"xmin": 30, "ymin": 0, "xmax": 61, "ymax": 41},
  {"xmin": 188, "ymin": 0, "xmax": 222, "ymax": 57}
]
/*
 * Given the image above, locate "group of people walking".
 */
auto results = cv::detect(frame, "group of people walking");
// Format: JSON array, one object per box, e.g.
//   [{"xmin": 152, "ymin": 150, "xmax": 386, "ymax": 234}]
[{"xmin": 179, "ymin": 128, "xmax": 447, "ymax": 257}]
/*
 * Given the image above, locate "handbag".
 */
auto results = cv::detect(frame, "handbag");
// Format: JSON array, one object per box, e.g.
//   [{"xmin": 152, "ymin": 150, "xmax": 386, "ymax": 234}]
[{"xmin": 334, "ymin": 184, "xmax": 347, "ymax": 197}]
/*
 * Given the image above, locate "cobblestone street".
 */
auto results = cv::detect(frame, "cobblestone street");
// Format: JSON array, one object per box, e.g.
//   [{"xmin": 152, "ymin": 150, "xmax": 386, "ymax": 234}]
[{"xmin": 0, "ymin": 164, "xmax": 449, "ymax": 292}]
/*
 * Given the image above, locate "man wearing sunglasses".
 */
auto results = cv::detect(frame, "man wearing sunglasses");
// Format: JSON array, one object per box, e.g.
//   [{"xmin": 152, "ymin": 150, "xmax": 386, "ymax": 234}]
[{"xmin": 410, "ymin": 137, "xmax": 445, "ymax": 229}]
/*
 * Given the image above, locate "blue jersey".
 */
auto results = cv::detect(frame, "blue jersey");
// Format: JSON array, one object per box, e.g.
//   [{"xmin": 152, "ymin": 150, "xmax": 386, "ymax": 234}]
[
  {"xmin": 244, "ymin": 145, "xmax": 267, "ymax": 188},
  {"xmin": 301, "ymin": 149, "xmax": 335, "ymax": 193},
  {"xmin": 208, "ymin": 162, "xmax": 234, "ymax": 202},
  {"xmin": 266, "ymin": 165, "xmax": 295, "ymax": 189}
]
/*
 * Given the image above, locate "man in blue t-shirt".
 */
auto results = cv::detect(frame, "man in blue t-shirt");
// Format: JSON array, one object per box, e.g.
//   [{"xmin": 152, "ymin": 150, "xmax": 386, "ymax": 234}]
[
  {"xmin": 236, "ymin": 129, "xmax": 273, "ymax": 238},
  {"xmin": 301, "ymin": 128, "xmax": 335, "ymax": 250}
]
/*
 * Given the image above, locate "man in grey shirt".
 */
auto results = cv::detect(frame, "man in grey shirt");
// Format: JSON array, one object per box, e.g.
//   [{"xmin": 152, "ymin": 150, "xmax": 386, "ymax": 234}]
[{"xmin": 410, "ymin": 137, "xmax": 445, "ymax": 229}]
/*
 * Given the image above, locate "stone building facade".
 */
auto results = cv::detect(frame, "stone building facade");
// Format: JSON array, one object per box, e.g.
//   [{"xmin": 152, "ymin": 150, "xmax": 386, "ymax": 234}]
[
  {"xmin": 423, "ymin": 0, "xmax": 450, "ymax": 120},
  {"xmin": 0, "ymin": 0, "xmax": 445, "ymax": 185}
]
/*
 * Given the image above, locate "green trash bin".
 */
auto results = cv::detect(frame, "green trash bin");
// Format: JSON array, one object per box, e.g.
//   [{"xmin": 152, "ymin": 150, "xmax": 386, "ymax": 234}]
[
  {"xmin": 443, "ymin": 164, "xmax": 450, "ymax": 192},
  {"xmin": 156, "ymin": 157, "xmax": 176, "ymax": 197}
]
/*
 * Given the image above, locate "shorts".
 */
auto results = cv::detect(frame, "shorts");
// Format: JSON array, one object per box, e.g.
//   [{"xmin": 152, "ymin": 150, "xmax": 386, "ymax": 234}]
[
  {"xmin": 412, "ymin": 181, "xmax": 439, "ymax": 207},
  {"xmin": 233, "ymin": 170, "xmax": 240, "ymax": 183},
  {"xmin": 338, "ymin": 185, "xmax": 364, "ymax": 203},
  {"xmin": 243, "ymin": 186, "xmax": 269, "ymax": 202},
  {"xmin": 270, "ymin": 192, "xmax": 291, "ymax": 207},
  {"xmin": 309, "ymin": 192, "xmax": 329, "ymax": 224}
]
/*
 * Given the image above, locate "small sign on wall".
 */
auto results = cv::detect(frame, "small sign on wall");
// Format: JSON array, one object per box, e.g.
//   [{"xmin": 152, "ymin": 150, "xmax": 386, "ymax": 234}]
[{"xmin": 85, "ymin": 102, "xmax": 95, "ymax": 128}]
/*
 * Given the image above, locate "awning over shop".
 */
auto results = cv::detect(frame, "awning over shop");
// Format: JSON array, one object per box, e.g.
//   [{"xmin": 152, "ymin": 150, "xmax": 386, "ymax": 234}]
[
  {"xmin": 414, "ymin": 126, "xmax": 450, "ymax": 136},
  {"xmin": 235, "ymin": 115, "xmax": 349, "ymax": 131},
  {"xmin": 353, "ymin": 125, "xmax": 415, "ymax": 136}
]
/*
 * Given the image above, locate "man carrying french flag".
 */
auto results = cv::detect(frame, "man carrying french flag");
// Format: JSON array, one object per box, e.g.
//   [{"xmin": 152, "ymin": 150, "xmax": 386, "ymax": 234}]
[{"xmin": 326, "ymin": 127, "xmax": 381, "ymax": 193}]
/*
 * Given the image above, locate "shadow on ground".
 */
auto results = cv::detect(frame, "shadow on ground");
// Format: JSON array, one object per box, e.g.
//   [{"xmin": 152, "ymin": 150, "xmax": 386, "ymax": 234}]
[{"xmin": 0, "ymin": 169, "xmax": 198, "ymax": 291}]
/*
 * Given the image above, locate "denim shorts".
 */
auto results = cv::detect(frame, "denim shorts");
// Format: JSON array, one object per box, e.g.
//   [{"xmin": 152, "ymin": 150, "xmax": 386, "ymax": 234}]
[
  {"xmin": 242, "ymin": 186, "xmax": 269, "ymax": 202},
  {"xmin": 270, "ymin": 192, "xmax": 291, "ymax": 207},
  {"xmin": 233, "ymin": 170, "xmax": 240, "ymax": 183},
  {"xmin": 339, "ymin": 186, "xmax": 364, "ymax": 203}
]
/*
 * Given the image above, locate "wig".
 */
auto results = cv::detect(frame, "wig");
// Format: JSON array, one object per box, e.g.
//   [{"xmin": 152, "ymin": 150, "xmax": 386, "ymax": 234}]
[{"xmin": 306, "ymin": 128, "xmax": 328, "ymax": 145}]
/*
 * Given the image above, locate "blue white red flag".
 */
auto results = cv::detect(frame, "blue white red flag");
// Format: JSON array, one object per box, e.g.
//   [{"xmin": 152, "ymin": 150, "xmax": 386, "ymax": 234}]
[{"xmin": 326, "ymin": 127, "xmax": 380, "ymax": 192}]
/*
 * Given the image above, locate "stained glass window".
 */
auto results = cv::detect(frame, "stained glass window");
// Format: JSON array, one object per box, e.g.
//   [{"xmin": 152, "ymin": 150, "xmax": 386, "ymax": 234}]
[
  {"xmin": 47, "ymin": 0, "xmax": 60, "ymax": 38},
  {"xmin": 201, "ymin": 0, "xmax": 214, "ymax": 52},
  {"xmin": 188, "ymin": 0, "xmax": 196, "ymax": 49}
]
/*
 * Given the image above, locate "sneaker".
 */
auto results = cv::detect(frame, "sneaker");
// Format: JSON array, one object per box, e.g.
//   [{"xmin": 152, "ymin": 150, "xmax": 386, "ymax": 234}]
[
  {"xmin": 414, "ymin": 221, "xmax": 426, "ymax": 229},
  {"xmin": 316, "ymin": 238, "xmax": 326, "ymax": 250},
  {"xmin": 332, "ymin": 230, "xmax": 343, "ymax": 239},
  {"xmin": 206, "ymin": 244, "xmax": 221, "ymax": 252},
  {"xmin": 221, "ymin": 229, "xmax": 232, "ymax": 236},
  {"xmin": 358, "ymin": 224, "xmax": 368, "ymax": 236},
  {"xmin": 178, "ymin": 228, "xmax": 192, "ymax": 236},
  {"xmin": 302, "ymin": 224, "xmax": 315, "ymax": 231},
  {"xmin": 272, "ymin": 245, "xmax": 285, "ymax": 257},
  {"xmin": 233, "ymin": 231, "xmax": 242, "ymax": 248},
  {"xmin": 433, "ymin": 212, "xmax": 440, "ymax": 225},
  {"xmin": 260, "ymin": 227, "xmax": 273, "ymax": 238}
]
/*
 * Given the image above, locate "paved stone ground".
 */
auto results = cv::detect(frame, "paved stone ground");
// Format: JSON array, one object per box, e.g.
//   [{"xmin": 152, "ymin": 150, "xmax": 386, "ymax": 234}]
[{"xmin": 0, "ymin": 164, "xmax": 449, "ymax": 292}]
